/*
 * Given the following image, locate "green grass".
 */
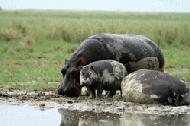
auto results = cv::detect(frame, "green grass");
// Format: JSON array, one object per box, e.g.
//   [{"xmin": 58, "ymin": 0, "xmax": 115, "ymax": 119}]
[
  {"xmin": 163, "ymin": 45, "xmax": 190, "ymax": 82},
  {"xmin": 0, "ymin": 39, "xmax": 79, "ymax": 90},
  {"xmin": 0, "ymin": 10, "xmax": 190, "ymax": 91}
]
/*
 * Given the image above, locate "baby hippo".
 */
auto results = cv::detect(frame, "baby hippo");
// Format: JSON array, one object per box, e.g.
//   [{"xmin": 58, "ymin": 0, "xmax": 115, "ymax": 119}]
[{"xmin": 80, "ymin": 60, "xmax": 127, "ymax": 98}]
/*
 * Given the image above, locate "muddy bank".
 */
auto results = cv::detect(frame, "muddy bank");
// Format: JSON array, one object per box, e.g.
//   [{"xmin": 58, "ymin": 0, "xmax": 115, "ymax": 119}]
[{"xmin": 0, "ymin": 89, "xmax": 190, "ymax": 115}]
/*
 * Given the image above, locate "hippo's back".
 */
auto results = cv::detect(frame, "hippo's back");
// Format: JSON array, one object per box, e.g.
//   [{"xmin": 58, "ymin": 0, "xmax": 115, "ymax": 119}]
[
  {"xmin": 122, "ymin": 69, "xmax": 189, "ymax": 105},
  {"xmin": 89, "ymin": 60, "xmax": 126, "ymax": 74},
  {"xmin": 88, "ymin": 33, "xmax": 164, "ymax": 72}
]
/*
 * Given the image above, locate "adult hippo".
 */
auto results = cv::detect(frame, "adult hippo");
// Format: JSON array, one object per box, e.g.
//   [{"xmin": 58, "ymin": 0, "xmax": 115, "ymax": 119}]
[
  {"xmin": 58, "ymin": 33, "xmax": 165, "ymax": 97},
  {"xmin": 122, "ymin": 69, "xmax": 190, "ymax": 106}
]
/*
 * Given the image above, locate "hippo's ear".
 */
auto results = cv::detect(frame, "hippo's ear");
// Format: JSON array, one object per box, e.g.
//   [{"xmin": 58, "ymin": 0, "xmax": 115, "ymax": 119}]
[
  {"xmin": 79, "ymin": 66, "xmax": 84, "ymax": 69},
  {"xmin": 77, "ymin": 57, "xmax": 87, "ymax": 66}
]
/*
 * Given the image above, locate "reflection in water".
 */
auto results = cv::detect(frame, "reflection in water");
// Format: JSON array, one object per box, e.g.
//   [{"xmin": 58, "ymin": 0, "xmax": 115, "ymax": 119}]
[
  {"xmin": 59, "ymin": 109, "xmax": 190, "ymax": 126},
  {"xmin": 59, "ymin": 109, "xmax": 120, "ymax": 126},
  {"xmin": 121, "ymin": 114, "xmax": 190, "ymax": 126}
]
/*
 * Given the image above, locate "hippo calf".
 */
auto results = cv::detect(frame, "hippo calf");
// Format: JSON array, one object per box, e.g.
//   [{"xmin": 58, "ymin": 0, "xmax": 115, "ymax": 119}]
[
  {"xmin": 58, "ymin": 33, "xmax": 165, "ymax": 97},
  {"xmin": 122, "ymin": 69, "xmax": 190, "ymax": 106},
  {"xmin": 80, "ymin": 60, "xmax": 127, "ymax": 98}
]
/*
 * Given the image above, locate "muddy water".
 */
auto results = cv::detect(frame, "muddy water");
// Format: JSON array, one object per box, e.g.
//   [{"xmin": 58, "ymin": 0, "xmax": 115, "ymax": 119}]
[{"xmin": 1, "ymin": 105, "xmax": 190, "ymax": 126}]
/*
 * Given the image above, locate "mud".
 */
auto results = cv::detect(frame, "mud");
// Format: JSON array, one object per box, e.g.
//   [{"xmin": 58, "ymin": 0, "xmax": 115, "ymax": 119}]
[{"xmin": 0, "ymin": 89, "xmax": 190, "ymax": 115}]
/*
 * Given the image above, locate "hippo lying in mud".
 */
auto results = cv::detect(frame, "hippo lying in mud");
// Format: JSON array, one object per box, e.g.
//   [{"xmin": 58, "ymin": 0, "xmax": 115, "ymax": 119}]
[
  {"xmin": 80, "ymin": 60, "xmax": 127, "ymax": 98},
  {"xmin": 58, "ymin": 33, "xmax": 165, "ymax": 97},
  {"xmin": 122, "ymin": 69, "xmax": 190, "ymax": 106}
]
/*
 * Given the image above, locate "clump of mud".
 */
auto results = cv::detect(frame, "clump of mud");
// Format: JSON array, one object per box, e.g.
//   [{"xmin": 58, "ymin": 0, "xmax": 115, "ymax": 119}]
[
  {"xmin": 0, "ymin": 89, "xmax": 60, "ymax": 100},
  {"xmin": 0, "ymin": 89, "xmax": 190, "ymax": 115}
]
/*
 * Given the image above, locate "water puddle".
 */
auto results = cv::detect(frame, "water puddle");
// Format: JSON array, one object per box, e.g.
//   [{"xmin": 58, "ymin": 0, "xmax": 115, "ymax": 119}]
[
  {"xmin": 0, "ymin": 105, "xmax": 61, "ymax": 126},
  {"xmin": 1, "ymin": 104, "xmax": 190, "ymax": 126}
]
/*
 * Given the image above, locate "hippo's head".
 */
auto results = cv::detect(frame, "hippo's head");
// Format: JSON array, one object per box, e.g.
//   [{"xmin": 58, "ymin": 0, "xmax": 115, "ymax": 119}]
[
  {"xmin": 80, "ymin": 65, "xmax": 98, "ymax": 87},
  {"xmin": 179, "ymin": 88, "xmax": 190, "ymax": 105},
  {"xmin": 58, "ymin": 67, "xmax": 81, "ymax": 97},
  {"xmin": 58, "ymin": 57, "xmax": 88, "ymax": 97}
]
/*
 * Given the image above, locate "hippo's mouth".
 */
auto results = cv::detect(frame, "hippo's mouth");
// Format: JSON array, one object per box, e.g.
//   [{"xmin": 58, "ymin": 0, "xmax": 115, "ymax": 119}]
[
  {"xmin": 64, "ymin": 87, "xmax": 81, "ymax": 97},
  {"xmin": 58, "ymin": 67, "xmax": 82, "ymax": 97},
  {"xmin": 64, "ymin": 79, "xmax": 81, "ymax": 97}
]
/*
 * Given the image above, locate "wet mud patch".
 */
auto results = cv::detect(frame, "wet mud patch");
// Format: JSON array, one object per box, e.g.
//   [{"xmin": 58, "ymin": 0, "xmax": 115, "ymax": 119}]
[
  {"xmin": 0, "ymin": 89, "xmax": 190, "ymax": 115},
  {"xmin": 61, "ymin": 98, "xmax": 190, "ymax": 115}
]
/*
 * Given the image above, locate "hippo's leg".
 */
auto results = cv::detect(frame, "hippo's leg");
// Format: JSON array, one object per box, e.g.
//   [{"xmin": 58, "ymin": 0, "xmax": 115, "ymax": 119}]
[
  {"xmin": 173, "ymin": 94, "xmax": 184, "ymax": 106},
  {"xmin": 86, "ymin": 86, "xmax": 90, "ymax": 96},
  {"xmin": 89, "ymin": 88, "xmax": 96, "ymax": 99},
  {"xmin": 120, "ymin": 89, "xmax": 122, "ymax": 98},
  {"xmin": 97, "ymin": 85, "xmax": 103, "ymax": 98},
  {"xmin": 108, "ymin": 90, "xmax": 116, "ymax": 98}
]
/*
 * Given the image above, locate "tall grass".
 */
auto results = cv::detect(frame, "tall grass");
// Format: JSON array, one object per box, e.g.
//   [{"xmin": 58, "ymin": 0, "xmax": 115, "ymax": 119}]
[{"xmin": 0, "ymin": 11, "xmax": 190, "ymax": 47}]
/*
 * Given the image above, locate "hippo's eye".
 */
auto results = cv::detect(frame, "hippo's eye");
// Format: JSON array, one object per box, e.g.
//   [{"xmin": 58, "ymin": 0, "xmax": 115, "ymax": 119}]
[{"xmin": 89, "ymin": 72, "xmax": 91, "ymax": 76}]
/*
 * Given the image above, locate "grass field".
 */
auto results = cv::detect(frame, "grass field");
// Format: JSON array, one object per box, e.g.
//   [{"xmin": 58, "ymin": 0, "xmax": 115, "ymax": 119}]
[{"xmin": 0, "ymin": 10, "xmax": 190, "ymax": 91}]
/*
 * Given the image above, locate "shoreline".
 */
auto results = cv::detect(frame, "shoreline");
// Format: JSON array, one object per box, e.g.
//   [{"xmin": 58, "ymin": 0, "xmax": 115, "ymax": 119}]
[{"xmin": 0, "ymin": 90, "xmax": 190, "ymax": 115}]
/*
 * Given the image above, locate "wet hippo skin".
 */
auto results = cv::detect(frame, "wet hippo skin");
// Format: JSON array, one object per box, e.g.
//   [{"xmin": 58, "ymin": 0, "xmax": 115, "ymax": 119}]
[
  {"xmin": 80, "ymin": 60, "xmax": 127, "ymax": 98},
  {"xmin": 58, "ymin": 33, "xmax": 165, "ymax": 97},
  {"xmin": 122, "ymin": 69, "xmax": 190, "ymax": 106}
]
